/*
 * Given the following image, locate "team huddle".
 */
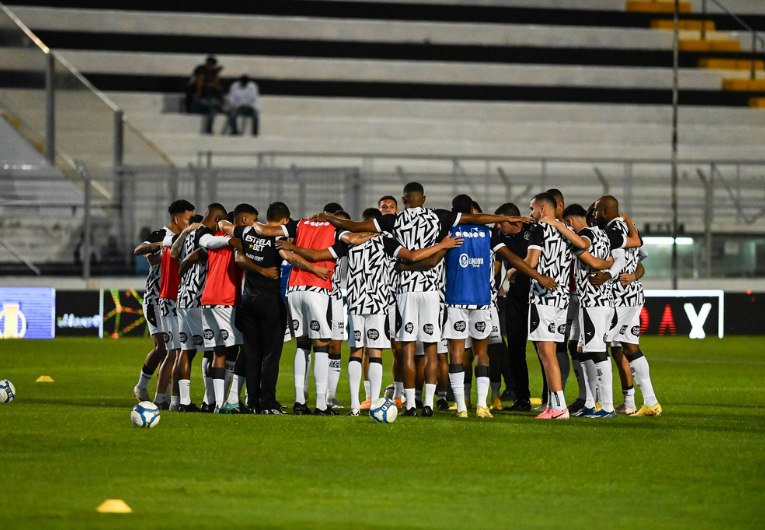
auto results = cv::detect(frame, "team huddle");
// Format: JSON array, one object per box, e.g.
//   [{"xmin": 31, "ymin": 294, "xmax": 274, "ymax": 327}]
[{"xmin": 131, "ymin": 182, "xmax": 661, "ymax": 420}]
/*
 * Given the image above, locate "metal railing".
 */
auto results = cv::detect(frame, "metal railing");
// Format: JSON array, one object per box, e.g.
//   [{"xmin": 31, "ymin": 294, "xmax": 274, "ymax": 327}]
[{"xmin": 701, "ymin": 0, "xmax": 765, "ymax": 80}]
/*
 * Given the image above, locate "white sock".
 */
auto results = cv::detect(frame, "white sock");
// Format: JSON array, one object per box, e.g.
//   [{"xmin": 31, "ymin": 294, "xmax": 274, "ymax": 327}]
[
  {"xmin": 201, "ymin": 356, "xmax": 209, "ymax": 379},
  {"xmin": 424, "ymin": 383, "xmax": 436, "ymax": 409},
  {"xmin": 582, "ymin": 359, "xmax": 598, "ymax": 409},
  {"xmin": 572, "ymin": 359, "xmax": 587, "ymax": 401},
  {"xmin": 369, "ymin": 362, "xmax": 383, "ymax": 404},
  {"xmin": 490, "ymin": 381, "xmax": 501, "ymax": 399},
  {"xmin": 304, "ymin": 352, "xmax": 311, "ymax": 400},
  {"xmin": 630, "ymin": 355, "xmax": 658, "ymax": 406},
  {"xmin": 623, "ymin": 386, "xmax": 636, "ymax": 409},
  {"xmin": 213, "ymin": 377, "xmax": 225, "ymax": 409},
  {"xmin": 551, "ymin": 390, "xmax": 566, "ymax": 411},
  {"xmin": 464, "ymin": 382, "xmax": 472, "ymax": 403},
  {"xmin": 294, "ymin": 347, "xmax": 309, "ymax": 404},
  {"xmin": 327, "ymin": 354, "xmax": 341, "ymax": 401},
  {"xmin": 224, "ymin": 360, "xmax": 235, "ymax": 398},
  {"xmin": 363, "ymin": 380, "xmax": 371, "ymax": 400},
  {"xmin": 476, "ymin": 376, "xmax": 490, "ymax": 408},
  {"xmin": 227, "ymin": 374, "xmax": 244, "ymax": 405},
  {"xmin": 449, "ymin": 371, "xmax": 466, "ymax": 413},
  {"xmin": 348, "ymin": 358, "xmax": 362, "ymax": 410},
  {"xmin": 155, "ymin": 387, "xmax": 169, "ymax": 404},
  {"xmin": 204, "ymin": 378, "xmax": 215, "ymax": 406},
  {"xmin": 595, "ymin": 359, "xmax": 614, "ymax": 413},
  {"xmin": 393, "ymin": 381, "xmax": 404, "ymax": 400},
  {"xmin": 314, "ymin": 351, "xmax": 329, "ymax": 410},
  {"xmin": 404, "ymin": 388, "xmax": 416, "ymax": 410},
  {"xmin": 179, "ymin": 379, "xmax": 191, "ymax": 406},
  {"xmin": 137, "ymin": 370, "xmax": 152, "ymax": 390}
]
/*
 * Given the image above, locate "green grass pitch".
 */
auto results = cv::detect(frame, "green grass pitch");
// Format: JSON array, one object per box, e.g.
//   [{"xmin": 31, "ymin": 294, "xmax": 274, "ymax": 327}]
[{"xmin": 1, "ymin": 336, "xmax": 764, "ymax": 529}]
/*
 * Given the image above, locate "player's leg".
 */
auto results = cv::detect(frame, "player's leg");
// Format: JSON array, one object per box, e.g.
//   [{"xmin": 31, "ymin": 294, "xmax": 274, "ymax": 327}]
[
  {"xmin": 257, "ymin": 296, "xmax": 288, "ymax": 414},
  {"xmin": 200, "ymin": 350, "xmax": 215, "ymax": 412},
  {"xmin": 288, "ymin": 292, "xmax": 312, "ymax": 414},
  {"xmin": 135, "ymin": 300, "xmax": 165, "ymax": 401},
  {"xmin": 610, "ymin": 343, "xmax": 635, "ymax": 412},
  {"xmin": 415, "ymin": 346, "xmax": 426, "ymax": 409},
  {"xmin": 326, "ymin": 295, "xmax": 345, "ymax": 409},
  {"xmin": 307, "ymin": 292, "xmax": 334, "ymax": 415},
  {"xmin": 223, "ymin": 346, "xmax": 247, "ymax": 413},
  {"xmin": 436, "ymin": 347, "xmax": 449, "ymax": 410},
  {"xmin": 505, "ymin": 297, "xmax": 531, "ymax": 411},
  {"xmin": 395, "ymin": 292, "xmax": 420, "ymax": 414},
  {"xmin": 418, "ymin": 291, "xmax": 442, "ymax": 415},
  {"xmin": 365, "ymin": 314, "xmax": 388, "ymax": 410},
  {"xmin": 347, "ymin": 315, "xmax": 365, "ymax": 414},
  {"xmin": 566, "ymin": 296, "xmax": 587, "ymax": 413},
  {"xmin": 468, "ymin": 308, "xmax": 493, "ymax": 418},
  {"xmin": 530, "ymin": 306, "xmax": 567, "ymax": 418},
  {"xmin": 487, "ymin": 304, "xmax": 506, "ymax": 410},
  {"xmin": 581, "ymin": 307, "xmax": 616, "ymax": 418},
  {"xmin": 444, "ymin": 306, "xmax": 469, "ymax": 416},
  {"xmin": 625, "ymin": 343, "xmax": 661, "ymax": 416},
  {"xmin": 361, "ymin": 348, "xmax": 371, "ymax": 410}
]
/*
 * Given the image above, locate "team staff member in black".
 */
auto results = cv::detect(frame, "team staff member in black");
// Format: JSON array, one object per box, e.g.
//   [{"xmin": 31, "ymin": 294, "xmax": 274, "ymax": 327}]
[
  {"xmin": 220, "ymin": 202, "xmax": 330, "ymax": 414},
  {"xmin": 494, "ymin": 202, "xmax": 534, "ymax": 412}
]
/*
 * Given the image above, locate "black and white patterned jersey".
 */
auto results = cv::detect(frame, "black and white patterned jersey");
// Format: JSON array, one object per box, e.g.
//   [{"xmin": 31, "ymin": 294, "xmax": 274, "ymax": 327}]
[
  {"xmin": 346, "ymin": 236, "xmax": 401, "ymax": 315},
  {"xmin": 329, "ymin": 232, "xmax": 349, "ymax": 301},
  {"xmin": 177, "ymin": 228, "xmax": 208, "ymax": 309},
  {"xmin": 527, "ymin": 222, "xmax": 574, "ymax": 309},
  {"xmin": 374, "ymin": 207, "xmax": 460, "ymax": 294},
  {"xmin": 489, "ymin": 230, "xmax": 507, "ymax": 303},
  {"xmin": 606, "ymin": 217, "xmax": 645, "ymax": 307},
  {"xmin": 574, "ymin": 227, "xmax": 613, "ymax": 308},
  {"xmin": 142, "ymin": 226, "xmax": 170, "ymax": 305}
]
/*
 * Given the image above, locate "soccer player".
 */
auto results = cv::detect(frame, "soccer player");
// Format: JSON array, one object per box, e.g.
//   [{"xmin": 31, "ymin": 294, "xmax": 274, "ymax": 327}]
[
  {"xmin": 554, "ymin": 204, "xmax": 618, "ymax": 418},
  {"xmin": 591, "ymin": 196, "xmax": 662, "ymax": 416},
  {"xmin": 525, "ymin": 192, "xmax": 589, "ymax": 419},
  {"xmin": 322, "ymin": 203, "xmax": 347, "ymax": 409},
  {"xmin": 196, "ymin": 203, "xmax": 245, "ymax": 413},
  {"xmin": 279, "ymin": 210, "xmax": 462, "ymax": 416},
  {"xmin": 315, "ymin": 182, "xmax": 531, "ymax": 416},
  {"xmin": 132, "ymin": 200, "xmax": 195, "ymax": 404}
]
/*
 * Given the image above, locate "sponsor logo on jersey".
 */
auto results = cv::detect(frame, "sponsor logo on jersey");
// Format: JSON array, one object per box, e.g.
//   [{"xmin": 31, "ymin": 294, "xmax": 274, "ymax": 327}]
[
  {"xmin": 163, "ymin": 332, "xmax": 171, "ymax": 343},
  {"xmin": 548, "ymin": 323, "xmax": 556, "ymax": 333},
  {"xmin": 405, "ymin": 322, "xmax": 413, "ymax": 333},
  {"xmin": 630, "ymin": 325, "xmax": 640, "ymax": 337},
  {"xmin": 454, "ymin": 321, "xmax": 466, "ymax": 332},
  {"xmin": 204, "ymin": 329, "xmax": 214, "ymax": 340},
  {"xmin": 557, "ymin": 324, "xmax": 566, "ymax": 334},
  {"xmin": 458, "ymin": 253, "xmax": 484, "ymax": 268},
  {"xmin": 367, "ymin": 329, "xmax": 379, "ymax": 341},
  {"xmin": 423, "ymin": 323, "xmax": 434, "ymax": 335},
  {"xmin": 620, "ymin": 325, "xmax": 628, "ymax": 334},
  {"xmin": 193, "ymin": 335, "xmax": 204, "ymax": 346},
  {"xmin": 454, "ymin": 230, "xmax": 486, "ymax": 239},
  {"xmin": 354, "ymin": 330, "xmax": 361, "ymax": 342},
  {"xmin": 220, "ymin": 329, "xmax": 229, "ymax": 341},
  {"xmin": 310, "ymin": 320, "xmax": 320, "ymax": 332},
  {"xmin": 475, "ymin": 321, "xmax": 486, "ymax": 332},
  {"xmin": 179, "ymin": 332, "xmax": 188, "ymax": 344},
  {"xmin": 292, "ymin": 319, "xmax": 299, "ymax": 331}
]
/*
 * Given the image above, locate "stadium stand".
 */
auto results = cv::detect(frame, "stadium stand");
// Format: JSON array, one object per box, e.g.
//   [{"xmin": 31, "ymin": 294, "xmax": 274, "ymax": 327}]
[{"xmin": 1, "ymin": 0, "xmax": 764, "ymax": 274}]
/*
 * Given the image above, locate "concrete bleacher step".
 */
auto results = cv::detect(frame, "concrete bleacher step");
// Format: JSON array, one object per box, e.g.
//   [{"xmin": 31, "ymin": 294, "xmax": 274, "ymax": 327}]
[{"xmin": 626, "ymin": 1, "xmax": 692, "ymax": 13}]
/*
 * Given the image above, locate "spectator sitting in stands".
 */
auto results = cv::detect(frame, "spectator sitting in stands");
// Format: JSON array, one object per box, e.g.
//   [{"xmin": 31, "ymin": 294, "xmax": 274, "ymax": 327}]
[
  {"xmin": 226, "ymin": 75, "xmax": 260, "ymax": 136},
  {"xmin": 186, "ymin": 56, "xmax": 223, "ymax": 134},
  {"xmin": 102, "ymin": 236, "xmax": 125, "ymax": 269}
]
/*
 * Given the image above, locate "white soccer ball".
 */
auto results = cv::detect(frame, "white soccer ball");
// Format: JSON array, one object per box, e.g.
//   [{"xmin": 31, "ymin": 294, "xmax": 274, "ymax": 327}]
[
  {"xmin": 370, "ymin": 397, "xmax": 398, "ymax": 424},
  {"xmin": 383, "ymin": 384, "xmax": 395, "ymax": 399},
  {"xmin": 0, "ymin": 380, "xmax": 15, "ymax": 403},
  {"xmin": 131, "ymin": 401, "xmax": 161, "ymax": 428}
]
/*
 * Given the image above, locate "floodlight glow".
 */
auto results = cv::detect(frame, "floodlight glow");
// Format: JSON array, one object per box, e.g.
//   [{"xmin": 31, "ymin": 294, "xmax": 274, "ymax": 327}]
[{"xmin": 642, "ymin": 237, "xmax": 694, "ymax": 245}]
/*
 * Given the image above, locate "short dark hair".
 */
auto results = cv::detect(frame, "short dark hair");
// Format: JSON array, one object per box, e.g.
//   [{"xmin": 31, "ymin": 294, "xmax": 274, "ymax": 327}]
[
  {"xmin": 323, "ymin": 202, "xmax": 343, "ymax": 214},
  {"xmin": 403, "ymin": 182, "xmax": 424, "ymax": 195},
  {"xmin": 362, "ymin": 208, "xmax": 382, "ymax": 221},
  {"xmin": 495, "ymin": 202, "xmax": 520, "ymax": 217},
  {"xmin": 545, "ymin": 188, "xmax": 564, "ymax": 204},
  {"xmin": 168, "ymin": 199, "xmax": 195, "ymax": 216},
  {"xmin": 378, "ymin": 195, "xmax": 397, "ymax": 206},
  {"xmin": 451, "ymin": 194, "xmax": 473, "ymax": 214},
  {"xmin": 334, "ymin": 210, "xmax": 351, "ymax": 220},
  {"xmin": 206, "ymin": 202, "xmax": 227, "ymax": 216},
  {"xmin": 266, "ymin": 202, "xmax": 291, "ymax": 222},
  {"xmin": 471, "ymin": 200, "xmax": 482, "ymax": 214},
  {"xmin": 233, "ymin": 203, "xmax": 258, "ymax": 217},
  {"xmin": 562, "ymin": 204, "xmax": 588, "ymax": 219},
  {"xmin": 189, "ymin": 214, "xmax": 203, "ymax": 224},
  {"xmin": 205, "ymin": 56, "xmax": 217, "ymax": 64},
  {"xmin": 531, "ymin": 192, "xmax": 557, "ymax": 210}
]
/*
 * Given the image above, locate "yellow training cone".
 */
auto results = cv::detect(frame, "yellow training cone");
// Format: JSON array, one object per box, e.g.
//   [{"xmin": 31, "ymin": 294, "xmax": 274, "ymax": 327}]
[
  {"xmin": 96, "ymin": 499, "xmax": 132, "ymax": 513},
  {"xmin": 530, "ymin": 398, "xmax": 542, "ymax": 406},
  {"xmin": 36, "ymin": 376, "xmax": 54, "ymax": 382}
]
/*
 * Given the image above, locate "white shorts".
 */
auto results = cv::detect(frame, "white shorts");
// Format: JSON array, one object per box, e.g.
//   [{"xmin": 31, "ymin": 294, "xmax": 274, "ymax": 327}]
[
  {"xmin": 395, "ymin": 291, "xmax": 442, "ymax": 343},
  {"xmin": 142, "ymin": 299, "xmax": 162, "ymax": 336},
  {"xmin": 158, "ymin": 298, "xmax": 180, "ymax": 350},
  {"xmin": 488, "ymin": 303, "xmax": 503, "ymax": 346},
  {"xmin": 202, "ymin": 305, "xmax": 243, "ymax": 348},
  {"xmin": 442, "ymin": 306, "xmax": 492, "ymax": 341},
  {"xmin": 288, "ymin": 290, "xmax": 332, "ymax": 340},
  {"xmin": 566, "ymin": 293, "xmax": 581, "ymax": 342},
  {"xmin": 331, "ymin": 297, "xmax": 346, "ymax": 341},
  {"xmin": 178, "ymin": 307, "xmax": 207, "ymax": 351},
  {"xmin": 577, "ymin": 306, "xmax": 617, "ymax": 353},
  {"xmin": 528, "ymin": 303, "xmax": 567, "ymax": 343},
  {"xmin": 612, "ymin": 305, "xmax": 642, "ymax": 345},
  {"xmin": 348, "ymin": 314, "xmax": 390, "ymax": 350}
]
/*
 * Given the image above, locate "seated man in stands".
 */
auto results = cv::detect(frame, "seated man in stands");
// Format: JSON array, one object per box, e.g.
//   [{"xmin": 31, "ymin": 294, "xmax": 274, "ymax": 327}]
[
  {"xmin": 226, "ymin": 75, "xmax": 260, "ymax": 136},
  {"xmin": 186, "ymin": 56, "xmax": 223, "ymax": 134}
]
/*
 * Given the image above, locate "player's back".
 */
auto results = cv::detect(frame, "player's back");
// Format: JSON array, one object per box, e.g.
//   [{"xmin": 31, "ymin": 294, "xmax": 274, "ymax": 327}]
[
  {"xmin": 200, "ymin": 231, "xmax": 242, "ymax": 307},
  {"xmin": 445, "ymin": 224, "xmax": 492, "ymax": 307},
  {"xmin": 346, "ymin": 236, "xmax": 395, "ymax": 315},
  {"xmin": 288, "ymin": 220, "xmax": 337, "ymax": 291},
  {"xmin": 528, "ymin": 222, "xmax": 572, "ymax": 308}
]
